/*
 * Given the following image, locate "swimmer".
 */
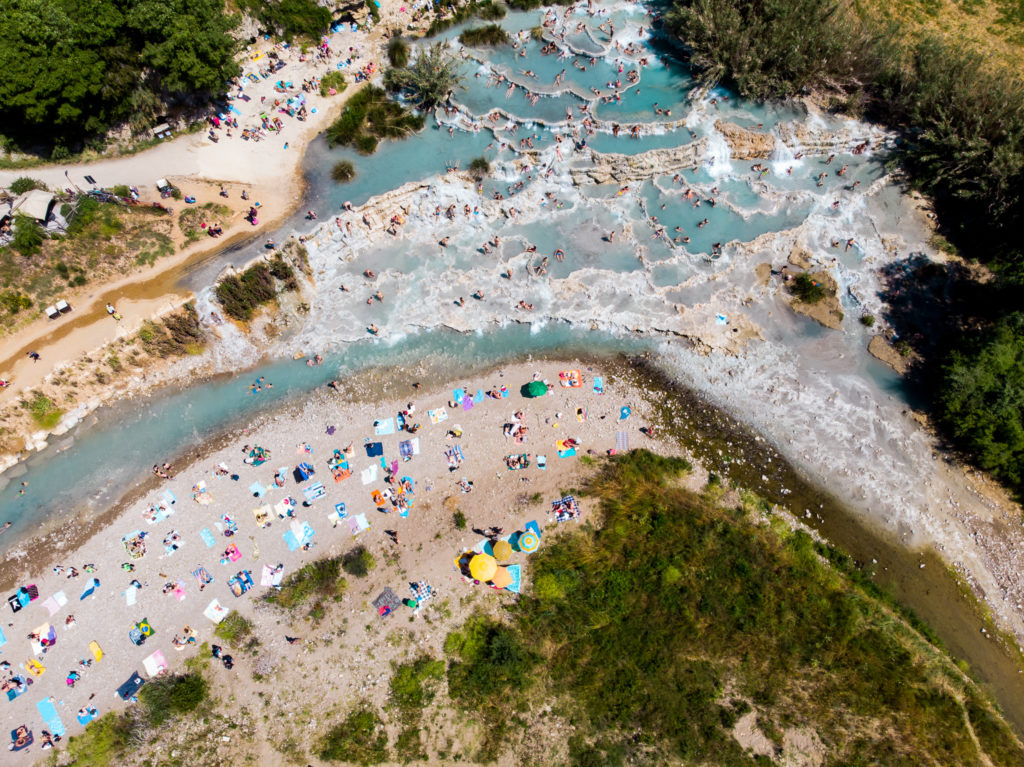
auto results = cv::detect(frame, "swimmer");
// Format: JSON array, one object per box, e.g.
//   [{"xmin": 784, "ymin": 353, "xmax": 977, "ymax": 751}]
[{"xmin": 368, "ymin": 324, "xmax": 379, "ymax": 335}]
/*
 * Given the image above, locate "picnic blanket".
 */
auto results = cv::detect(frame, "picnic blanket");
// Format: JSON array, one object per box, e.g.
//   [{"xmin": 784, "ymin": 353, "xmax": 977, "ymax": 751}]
[
  {"xmin": 203, "ymin": 599, "xmax": 228, "ymax": 624},
  {"xmin": 252, "ymin": 505, "xmax": 272, "ymax": 527},
  {"xmin": 365, "ymin": 442, "xmax": 384, "ymax": 457},
  {"xmin": 283, "ymin": 520, "xmax": 315, "ymax": 551},
  {"xmin": 552, "ymin": 495, "xmax": 580, "ymax": 522},
  {"xmin": 143, "ymin": 650, "xmax": 167, "ymax": 678},
  {"xmin": 200, "ymin": 528, "xmax": 217, "ymax": 548},
  {"xmin": 36, "ymin": 698, "xmax": 66, "ymax": 737},
  {"xmin": 373, "ymin": 587, "xmax": 401, "ymax": 617},
  {"xmin": 41, "ymin": 592, "xmax": 67, "ymax": 616},
  {"xmin": 373, "ymin": 418, "xmax": 395, "ymax": 435},
  {"xmin": 398, "ymin": 438, "xmax": 420, "ymax": 458}
]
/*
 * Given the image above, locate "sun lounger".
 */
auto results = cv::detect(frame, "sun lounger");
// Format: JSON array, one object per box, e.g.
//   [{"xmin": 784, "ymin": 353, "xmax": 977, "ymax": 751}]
[
  {"xmin": 373, "ymin": 418, "xmax": 395, "ymax": 435},
  {"xmin": 203, "ymin": 599, "xmax": 228, "ymax": 624},
  {"xmin": 200, "ymin": 527, "xmax": 216, "ymax": 547}
]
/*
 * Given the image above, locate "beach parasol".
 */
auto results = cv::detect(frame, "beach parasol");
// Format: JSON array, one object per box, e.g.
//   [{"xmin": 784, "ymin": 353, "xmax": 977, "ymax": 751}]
[
  {"xmin": 490, "ymin": 567, "xmax": 513, "ymax": 589},
  {"xmin": 492, "ymin": 540, "xmax": 513, "ymax": 562},
  {"xmin": 469, "ymin": 553, "xmax": 497, "ymax": 581},
  {"xmin": 517, "ymin": 531, "xmax": 539, "ymax": 553},
  {"xmin": 521, "ymin": 380, "xmax": 547, "ymax": 398}
]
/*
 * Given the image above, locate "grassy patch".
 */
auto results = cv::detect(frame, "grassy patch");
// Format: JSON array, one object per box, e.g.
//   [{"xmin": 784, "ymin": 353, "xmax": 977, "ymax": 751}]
[
  {"xmin": 317, "ymin": 706, "xmax": 389, "ymax": 764},
  {"xmin": 325, "ymin": 85, "xmax": 425, "ymax": 155},
  {"xmin": 24, "ymin": 392, "xmax": 62, "ymax": 429},
  {"xmin": 388, "ymin": 37, "xmax": 410, "ymax": 68},
  {"xmin": 426, "ymin": 0, "xmax": 507, "ymax": 34},
  {"xmin": 177, "ymin": 202, "xmax": 231, "ymax": 244},
  {"xmin": 442, "ymin": 450, "xmax": 1024, "ymax": 765},
  {"xmin": 59, "ymin": 712, "xmax": 131, "ymax": 767},
  {"xmin": 390, "ymin": 656, "xmax": 445, "ymax": 711},
  {"xmin": 138, "ymin": 672, "xmax": 209, "ymax": 726},
  {"xmin": 319, "ymin": 70, "xmax": 347, "ymax": 97}
]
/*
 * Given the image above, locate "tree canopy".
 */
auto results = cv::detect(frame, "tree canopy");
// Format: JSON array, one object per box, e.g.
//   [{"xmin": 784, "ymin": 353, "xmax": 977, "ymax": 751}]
[{"xmin": 0, "ymin": 0, "xmax": 239, "ymax": 152}]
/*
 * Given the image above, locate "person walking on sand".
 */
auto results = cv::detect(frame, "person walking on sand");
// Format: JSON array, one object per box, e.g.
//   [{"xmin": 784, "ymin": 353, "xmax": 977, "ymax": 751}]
[{"xmin": 285, "ymin": 635, "xmax": 302, "ymax": 645}]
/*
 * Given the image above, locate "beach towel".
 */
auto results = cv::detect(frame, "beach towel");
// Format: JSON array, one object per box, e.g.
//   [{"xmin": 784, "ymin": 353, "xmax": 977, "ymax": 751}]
[
  {"xmin": 162, "ymin": 490, "xmax": 177, "ymax": 506},
  {"xmin": 452, "ymin": 388, "xmax": 465, "ymax": 404},
  {"xmin": 462, "ymin": 396, "xmax": 474, "ymax": 411},
  {"xmin": 143, "ymin": 650, "xmax": 167, "ymax": 678},
  {"xmin": 593, "ymin": 376, "xmax": 604, "ymax": 394},
  {"xmin": 79, "ymin": 578, "xmax": 99, "ymax": 600},
  {"xmin": 360, "ymin": 465, "xmax": 378, "ymax": 485},
  {"xmin": 373, "ymin": 418, "xmax": 395, "ymax": 435},
  {"xmin": 200, "ymin": 528, "xmax": 217, "ymax": 548},
  {"xmin": 116, "ymin": 672, "xmax": 145, "ymax": 700},
  {"xmin": 0, "ymin": 627, "xmax": 5, "ymax": 646},
  {"xmin": 42, "ymin": 592, "xmax": 67, "ymax": 616},
  {"xmin": 203, "ymin": 599, "xmax": 228, "ymax": 624},
  {"xmin": 619, "ymin": 405, "xmax": 631, "ymax": 420},
  {"xmin": 226, "ymin": 543, "xmax": 242, "ymax": 562},
  {"xmin": 399, "ymin": 438, "xmax": 418, "ymax": 458},
  {"xmin": 428, "ymin": 407, "xmax": 448, "ymax": 424},
  {"xmin": 192, "ymin": 567, "xmax": 213, "ymax": 588},
  {"xmin": 525, "ymin": 520, "xmax": 542, "ymax": 538},
  {"xmin": 303, "ymin": 482, "xmax": 326, "ymax": 503},
  {"xmin": 536, "ymin": 454, "xmax": 547, "ymax": 470},
  {"xmin": 173, "ymin": 581, "xmax": 186, "ymax": 602},
  {"xmin": 365, "ymin": 442, "xmax": 384, "ymax": 458},
  {"xmin": 249, "ymin": 482, "xmax": 267, "ymax": 498},
  {"xmin": 615, "ymin": 430, "xmax": 629, "ymax": 453},
  {"xmin": 274, "ymin": 498, "xmax": 296, "ymax": 518},
  {"xmin": 347, "ymin": 513, "xmax": 369, "ymax": 536},
  {"xmin": 328, "ymin": 502, "xmax": 347, "ymax": 526},
  {"xmin": 37, "ymin": 698, "xmax": 66, "ymax": 737},
  {"xmin": 124, "ymin": 584, "xmax": 138, "ymax": 606},
  {"xmin": 260, "ymin": 564, "xmax": 285, "ymax": 587},
  {"xmin": 474, "ymin": 388, "xmax": 485, "ymax": 403},
  {"xmin": 143, "ymin": 503, "xmax": 173, "ymax": 525},
  {"xmin": 506, "ymin": 564, "xmax": 522, "ymax": 594},
  {"xmin": 557, "ymin": 447, "xmax": 576, "ymax": 458},
  {"xmin": 77, "ymin": 707, "xmax": 99, "ymax": 726},
  {"xmin": 293, "ymin": 519, "xmax": 315, "ymax": 545}
]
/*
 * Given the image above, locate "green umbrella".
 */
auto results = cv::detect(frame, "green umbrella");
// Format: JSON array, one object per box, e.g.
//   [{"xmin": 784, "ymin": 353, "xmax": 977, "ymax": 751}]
[{"xmin": 521, "ymin": 380, "xmax": 547, "ymax": 398}]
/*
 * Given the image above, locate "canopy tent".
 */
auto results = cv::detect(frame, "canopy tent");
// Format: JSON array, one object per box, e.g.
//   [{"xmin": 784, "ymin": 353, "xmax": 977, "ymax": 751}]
[
  {"xmin": 469, "ymin": 553, "xmax": 497, "ymax": 581},
  {"xmin": 11, "ymin": 189, "xmax": 54, "ymax": 222},
  {"xmin": 521, "ymin": 380, "xmax": 548, "ymax": 398}
]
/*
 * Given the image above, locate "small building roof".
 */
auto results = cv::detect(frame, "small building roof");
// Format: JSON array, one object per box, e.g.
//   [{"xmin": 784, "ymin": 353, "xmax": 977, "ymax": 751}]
[{"xmin": 12, "ymin": 189, "xmax": 55, "ymax": 222}]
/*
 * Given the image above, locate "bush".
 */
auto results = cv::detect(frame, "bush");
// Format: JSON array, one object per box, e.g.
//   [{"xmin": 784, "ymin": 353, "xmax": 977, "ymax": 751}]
[
  {"xmin": 25, "ymin": 393, "xmax": 62, "ymax": 429},
  {"xmin": 267, "ymin": 555, "xmax": 348, "ymax": 609},
  {"xmin": 341, "ymin": 545, "xmax": 375, "ymax": 577},
  {"xmin": 331, "ymin": 160, "xmax": 356, "ymax": 183},
  {"xmin": 789, "ymin": 272, "xmax": 826, "ymax": 303},
  {"xmin": 390, "ymin": 656, "xmax": 445, "ymax": 711},
  {"xmin": 8, "ymin": 177, "xmax": 43, "ymax": 195},
  {"xmin": 319, "ymin": 70, "xmax": 347, "ymax": 97},
  {"xmin": 324, "ymin": 85, "xmax": 425, "ymax": 155},
  {"xmin": 138, "ymin": 304, "xmax": 206, "ymax": 357},
  {"xmin": 468, "ymin": 156, "xmax": 490, "ymax": 178},
  {"xmin": 215, "ymin": 262, "xmax": 279, "ymax": 321},
  {"xmin": 0, "ymin": 290, "xmax": 31, "ymax": 315},
  {"xmin": 110, "ymin": 184, "xmax": 131, "ymax": 198},
  {"xmin": 61, "ymin": 712, "xmax": 131, "ymax": 767},
  {"xmin": 239, "ymin": 0, "xmax": 331, "ymax": 41},
  {"xmin": 11, "ymin": 215, "xmax": 42, "ymax": 256},
  {"xmin": 383, "ymin": 42, "xmax": 463, "ymax": 108},
  {"xmin": 388, "ymin": 37, "xmax": 410, "ymax": 68},
  {"xmin": 453, "ymin": 510, "xmax": 467, "ymax": 529},
  {"xmin": 138, "ymin": 672, "xmax": 209, "ymax": 726},
  {"xmin": 459, "ymin": 24, "xmax": 510, "ymax": 47},
  {"xmin": 317, "ymin": 707, "xmax": 388, "ymax": 764},
  {"xmin": 860, "ymin": 314, "xmax": 876, "ymax": 327},
  {"xmin": 214, "ymin": 610, "xmax": 255, "ymax": 644}
]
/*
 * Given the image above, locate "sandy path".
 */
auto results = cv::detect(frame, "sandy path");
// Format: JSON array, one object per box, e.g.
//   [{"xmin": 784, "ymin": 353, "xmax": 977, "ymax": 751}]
[{"xmin": 0, "ymin": 360, "xmax": 660, "ymax": 755}]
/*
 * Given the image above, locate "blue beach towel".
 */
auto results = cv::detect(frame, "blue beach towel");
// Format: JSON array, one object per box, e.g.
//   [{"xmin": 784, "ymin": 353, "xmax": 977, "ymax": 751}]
[
  {"xmin": 524, "ymin": 520, "xmax": 542, "ymax": 538},
  {"xmin": 200, "ymin": 528, "xmax": 216, "ymax": 548},
  {"xmin": 619, "ymin": 406, "xmax": 631, "ymax": 420},
  {"xmin": 249, "ymin": 482, "xmax": 267, "ymax": 498},
  {"xmin": 593, "ymin": 376, "xmax": 604, "ymax": 394},
  {"xmin": 283, "ymin": 530, "xmax": 300, "ymax": 551},
  {"xmin": 473, "ymin": 389, "xmax": 485, "ymax": 403},
  {"xmin": 374, "ymin": 418, "xmax": 395, "ymax": 435},
  {"xmin": 37, "ymin": 698, "xmax": 66, "ymax": 737},
  {"xmin": 77, "ymin": 707, "xmax": 98, "ymax": 726},
  {"xmin": 557, "ymin": 447, "xmax": 577, "ymax": 458},
  {"xmin": 452, "ymin": 388, "xmax": 465, "ymax": 404},
  {"xmin": 506, "ymin": 564, "xmax": 522, "ymax": 594}
]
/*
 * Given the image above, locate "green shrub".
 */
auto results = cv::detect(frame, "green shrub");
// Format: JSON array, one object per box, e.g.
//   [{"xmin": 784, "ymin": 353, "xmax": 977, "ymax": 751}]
[
  {"xmin": 366, "ymin": 0, "xmax": 381, "ymax": 24},
  {"xmin": 239, "ymin": 0, "xmax": 331, "ymax": 41},
  {"xmin": 324, "ymin": 85, "xmax": 425, "ymax": 155},
  {"xmin": 138, "ymin": 672, "xmax": 209, "ymax": 726},
  {"xmin": 459, "ymin": 24, "xmax": 510, "ymax": 47},
  {"xmin": 789, "ymin": 272, "xmax": 826, "ymax": 303},
  {"xmin": 0, "ymin": 290, "xmax": 31, "ymax": 315},
  {"xmin": 110, "ymin": 184, "xmax": 131, "ymax": 197},
  {"xmin": 319, "ymin": 70, "xmax": 347, "ymax": 97},
  {"xmin": 8, "ymin": 177, "xmax": 43, "ymax": 195},
  {"xmin": 11, "ymin": 214, "xmax": 42, "ymax": 256},
  {"xmin": 138, "ymin": 304, "xmax": 206, "ymax": 357},
  {"xmin": 214, "ymin": 610, "xmax": 255, "ymax": 644},
  {"xmin": 388, "ymin": 37, "xmax": 410, "ymax": 68},
  {"xmin": 215, "ymin": 262, "xmax": 278, "ymax": 321},
  {"xmin": 390, "ymin": 656, "xmax": 445, "ymax": 710},
  {"xmin": 341, "ymin": 545, "xmax": 375, "ymax": 577},
  {"xmin": 267, "ymin": 555, "xmax": 348, "ymax": 609},
  {"xmin": 468, "ymin": 156, "xmax": 490, "ymax": 178},
  {"xmin": 860, "ymin": 314, "xmax": 876, "ymax": 327},
  {"xmin": 317, "ymin": 707, "xmax": 388, "ymax": 764},
  {"xmin": 383, "ymin": 42, "xmax": 463, "ymax": 108},
  {"xmin": 331, "ymin": 160, "xmax": 356, "ymax": 183},
  {"xmin": 453, "ymin": 510, "xmax": 467, "ymax": 529},
  {"xmin": 61, "ymin": 712, "xmax": 131, "ymax": 767}
]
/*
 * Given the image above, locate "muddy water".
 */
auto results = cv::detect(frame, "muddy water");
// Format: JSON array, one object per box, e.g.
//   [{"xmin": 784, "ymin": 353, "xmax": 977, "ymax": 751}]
[{"xmin": 631, "ymin": 357, "xmax": 1024, "ymax": 734}]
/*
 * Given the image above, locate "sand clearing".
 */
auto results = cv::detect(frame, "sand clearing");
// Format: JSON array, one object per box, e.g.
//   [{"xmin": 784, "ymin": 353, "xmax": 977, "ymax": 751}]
[{"xmin": 0, "ymin": 360, "xmax": 678, "ymax": 749}]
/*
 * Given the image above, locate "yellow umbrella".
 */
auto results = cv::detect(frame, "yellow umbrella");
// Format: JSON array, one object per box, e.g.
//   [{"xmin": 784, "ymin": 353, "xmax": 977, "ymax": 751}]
[
  {"xmin": 492, "ymin": 540, "xmax": 513, "ymax": 562},
  {"xmin": 469, "ymin": 553, "xmax": 497, "ymax": 581},
  {"xmin": 490, "ymin": 567, "xmax": 513, "ymax": 589}
]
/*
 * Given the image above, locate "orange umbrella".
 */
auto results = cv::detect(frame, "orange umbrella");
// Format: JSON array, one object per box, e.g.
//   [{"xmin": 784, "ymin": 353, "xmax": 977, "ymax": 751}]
[{"xmin": 490, "ymin": 567, "xmax": 513, "ymax": 589}]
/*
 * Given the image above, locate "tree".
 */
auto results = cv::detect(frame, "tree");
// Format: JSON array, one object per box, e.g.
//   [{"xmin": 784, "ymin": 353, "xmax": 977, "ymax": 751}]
[{"xmin": 383, "ymin": 42, "xmax": 463, "ymax": 108}]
